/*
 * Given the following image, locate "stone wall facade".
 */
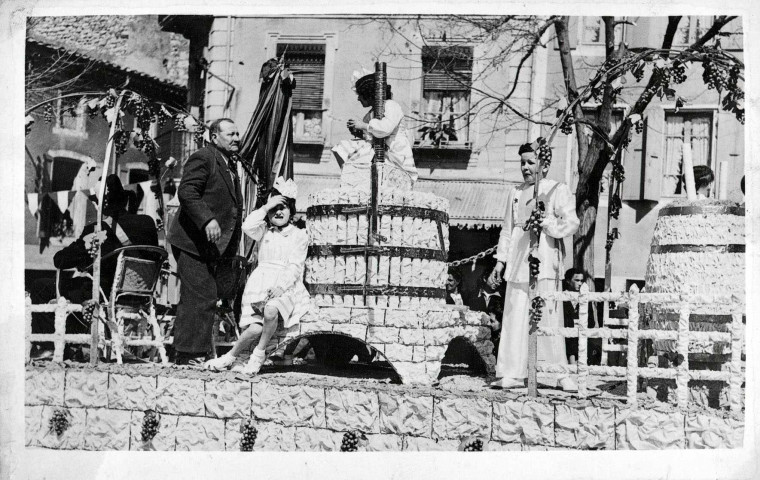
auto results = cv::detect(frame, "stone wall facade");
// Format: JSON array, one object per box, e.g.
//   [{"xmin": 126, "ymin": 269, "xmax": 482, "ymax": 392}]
[
  {"xmin": 25, "ymin": 364, "xmax": 744, "ymax": 451},
  {"xmin": 27, "ymin": 15, "xmax": 188, "ymax": 85}
]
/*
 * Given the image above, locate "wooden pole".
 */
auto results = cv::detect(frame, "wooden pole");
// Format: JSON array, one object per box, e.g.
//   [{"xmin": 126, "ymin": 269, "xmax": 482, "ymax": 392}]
[
  {"xmin": 527, "ymin": 139, "xmax": 548, "ymax": 397},
  {"xmin": 363, "ymin": 62, "xmax": 386, "ymax": 304},
  {"xmin": 91, "ymin": 91, "xmax": 125, "ymax": 365}
]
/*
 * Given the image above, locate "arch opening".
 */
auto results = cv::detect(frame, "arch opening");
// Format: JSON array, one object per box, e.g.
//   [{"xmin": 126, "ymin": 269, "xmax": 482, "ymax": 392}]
[{"xmin": 266, "ymin": 332, "xmax": 404, "ymax": 384}]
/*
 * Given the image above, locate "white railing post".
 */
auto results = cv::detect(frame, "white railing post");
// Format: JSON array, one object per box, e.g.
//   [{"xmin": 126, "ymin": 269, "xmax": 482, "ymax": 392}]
[
  {"xmin": 676, "ymin": 292, "xmax": 691, "ymax": 409},
  {"xmin": 729, "ymin": 306, "xmax": 744, "ymax": 415},
  {"xmin": 53, "ymin": 296, "xmax": 68, "ymax": 363},
  {"xmin": 577, "ymin": 284, "xmax": 590, "ymax": 397},
  {"xmin": 626, "ymin": 284, "xmax": 640, "ymax": 409},
  {"xmin": 25, "ymin": 294, "xmax": 33, "ymax": 363}
]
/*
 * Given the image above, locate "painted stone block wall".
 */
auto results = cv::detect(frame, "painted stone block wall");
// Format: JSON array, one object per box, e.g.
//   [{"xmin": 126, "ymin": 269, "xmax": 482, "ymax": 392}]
[{"xmin": 25, "ymin": 364, "xmax": 743, "ymax": 451}]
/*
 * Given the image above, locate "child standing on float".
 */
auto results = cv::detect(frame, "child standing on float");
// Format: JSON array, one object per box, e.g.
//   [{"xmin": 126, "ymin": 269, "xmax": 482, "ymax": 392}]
[
  {"xmin": 205, "ymin": 177, "xmax": 310, "ymax": 374},
  {"xmin": 488, "ymin": 143, "xmax": 580, "ymax": 391}
]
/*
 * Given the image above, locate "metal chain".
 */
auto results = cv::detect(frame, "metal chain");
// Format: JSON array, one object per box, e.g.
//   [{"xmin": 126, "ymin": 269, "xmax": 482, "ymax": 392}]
[{"xmin": 447, "ymin": 244, "xmax": 498, "ymax": 267}]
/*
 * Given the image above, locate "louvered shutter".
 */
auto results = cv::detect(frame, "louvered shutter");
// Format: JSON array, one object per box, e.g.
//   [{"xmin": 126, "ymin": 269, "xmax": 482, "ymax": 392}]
[
  {"xmin": 422, "ymin": 46, "xmax": 473, "ymax": 92},
  {"xmin": 277, "ymin": 43, "xmax": 325, "ymax": 110}
]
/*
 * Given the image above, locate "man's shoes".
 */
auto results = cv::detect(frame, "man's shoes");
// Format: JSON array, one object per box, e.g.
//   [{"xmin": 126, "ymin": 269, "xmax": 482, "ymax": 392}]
[
  {"xmin": 204, "ymin": 353, "xmax": 236, "ymax": 371},
  {"xmin": 175, "ymin": 352, "xmax": 207, "ymax": 367},
  {"xmin": 489, "ymin": 378, "xmax": 525, "ymax": 390},
  {"xmin": 241, "ymin": 349, "xmax": 267, "ymax": 375},
  {"xmin": 558, "ymin": 377, "xmax": 579, "ymax": 393}
]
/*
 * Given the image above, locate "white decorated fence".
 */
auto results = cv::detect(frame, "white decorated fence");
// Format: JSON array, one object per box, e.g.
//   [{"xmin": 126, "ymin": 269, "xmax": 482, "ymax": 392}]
[
  {"xmin": 535, "ymin": 284, "xmax": 744, "ymax": 414},
  {"xmin": 25, "ymin": 296, "xmax": 89, "ymax": 363},
  {"xmin": 25, "ymin": 286, "xmax": 744, "ymax": 414}
]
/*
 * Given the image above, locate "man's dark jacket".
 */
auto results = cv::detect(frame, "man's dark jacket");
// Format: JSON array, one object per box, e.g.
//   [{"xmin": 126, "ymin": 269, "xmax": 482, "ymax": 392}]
[
  {"xmin": 166, "ymin": 145, "xmax": 244, "ymax": 258},
  {"xmin": 53, "ymin": 214, "xmax": 159, "ymax": 296}
]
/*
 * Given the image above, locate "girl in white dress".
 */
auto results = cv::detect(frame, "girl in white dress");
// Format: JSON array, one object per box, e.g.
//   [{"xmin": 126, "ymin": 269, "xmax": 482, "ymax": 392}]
[
  {"xmin": 205, "ymin": 177, "xmax": 310, "ymax": 374},
  {"xmin": 488, "ymin": 143, "xmax": 580, "ymax": 391}
]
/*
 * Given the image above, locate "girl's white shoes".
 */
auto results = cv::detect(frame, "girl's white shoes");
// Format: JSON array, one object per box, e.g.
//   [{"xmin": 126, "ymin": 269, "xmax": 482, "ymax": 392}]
[
  {"xmin": 204, "ymin": 353, "xmax": 236, "ymax": 371},
  {"xmin": 234, "ymin": 348, "xmax": 266, "ymax": 375}
]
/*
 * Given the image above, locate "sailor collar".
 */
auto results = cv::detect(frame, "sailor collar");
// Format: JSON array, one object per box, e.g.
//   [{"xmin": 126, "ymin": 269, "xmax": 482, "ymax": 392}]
[{"xmin": 269, "ymin": 224, "xmax": 296, "ymax": 237}]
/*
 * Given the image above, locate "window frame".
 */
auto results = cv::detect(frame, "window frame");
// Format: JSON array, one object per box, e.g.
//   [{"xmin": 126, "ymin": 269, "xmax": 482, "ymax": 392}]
[
  {"xmin": 673, "ymin": 16, "xmax": 715, "ymax": 47},
  {"xmin": 578, "ymin": 16, "xmax": 626, "ymax": 47},
  {"xmin": 414, "ymin": 44, "xmax": 474, "ymax": 150},
  {"xmin": 660, "ymin": 108, "xmax": 717, "ymax": 198},
  {"xmin": 52, "ymin": 93, "xmax": 88, "ymax": 139},
  {"xmin": 276, "ymin": 41, "xmax": 327, "ymax": 145}
]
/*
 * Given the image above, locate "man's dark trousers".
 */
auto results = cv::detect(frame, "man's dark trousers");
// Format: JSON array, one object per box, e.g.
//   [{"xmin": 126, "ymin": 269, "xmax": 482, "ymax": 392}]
[
  {"xmin": 172, "ymin": 236, "xmax": 238, "ymax": 355},
  {"xmin": 167, "ymin": 144, "xmax": 244, "ymax": 357}
]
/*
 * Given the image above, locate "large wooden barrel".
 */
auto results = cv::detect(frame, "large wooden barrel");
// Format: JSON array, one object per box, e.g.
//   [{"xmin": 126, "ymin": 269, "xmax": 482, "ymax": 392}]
[
  {"xmin": 641, "ymin": 200, "xmax": 745, "ymax": 369},
  {"xmin": 305, "ymin": 187, "xmax": 450, "ymax": 308}
]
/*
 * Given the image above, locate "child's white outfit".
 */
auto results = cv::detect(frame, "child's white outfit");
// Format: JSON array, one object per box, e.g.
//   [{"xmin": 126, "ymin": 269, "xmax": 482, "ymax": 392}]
[
  {"xmin": 239, "ymin": 207, "xmax": 311, "ymax": 329},
  {"xmin": 493, "ymin": 179, "xmax": 579, "ymax": 381}
]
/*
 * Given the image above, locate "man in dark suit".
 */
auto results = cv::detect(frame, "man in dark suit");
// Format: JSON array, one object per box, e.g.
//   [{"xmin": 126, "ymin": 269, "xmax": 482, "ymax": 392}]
[{"xmin": 167, "ymin": 118, "xmax": 244, "ymax": 365}]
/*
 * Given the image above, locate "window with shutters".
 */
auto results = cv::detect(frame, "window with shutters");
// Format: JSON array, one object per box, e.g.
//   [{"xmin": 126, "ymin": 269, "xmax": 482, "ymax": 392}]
[
  {"xmin": 52, "ymin": 91, "xmax": 87, "ymax": 138},
  {"xmin": 579, "ymin": 17, "xmax": 625, "ymax": 45},
  {"xmin": 674, "ymin": 16, "xmax": 713, "ymax": 46},
  {"xmin": 416, "ymin": 45, "xmax": 472, "ymax": 147},
  {"xmin": 277, "ymin": 43, "xmax": 326, "ymax": 144},
  {"xmin": 662, "ymin": 112, "xmax": 714, "ymax": 196}
]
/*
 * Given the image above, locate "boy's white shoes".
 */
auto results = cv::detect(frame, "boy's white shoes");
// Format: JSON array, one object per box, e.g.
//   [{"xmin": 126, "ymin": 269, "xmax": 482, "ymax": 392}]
[
  {"xmin": 489, "ymin": 378, "xmax": 525, "ymax": 390},
  {"xmin": 558, "ymin": 377, "xmax": 578, "ymax": 392}
]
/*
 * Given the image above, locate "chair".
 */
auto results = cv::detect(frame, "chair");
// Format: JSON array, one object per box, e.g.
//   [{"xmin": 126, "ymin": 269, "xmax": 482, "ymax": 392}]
[
  {"xmin": 56, "ymin": 245, "xmax": 169, "ymax": 364},
  {"xmin": 104, "ymin": 246, "xmax": 169, "ymax": 364}
]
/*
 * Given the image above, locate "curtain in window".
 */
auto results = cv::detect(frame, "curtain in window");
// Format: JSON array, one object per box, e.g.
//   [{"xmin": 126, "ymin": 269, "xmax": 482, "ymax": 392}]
[
  {"xmin": 690, "ymin": 116, "xmax": 711, "ymax": 166},
  {"xmin": 663, "ymin": 115, "xmax": 684, "ymax": 194}
]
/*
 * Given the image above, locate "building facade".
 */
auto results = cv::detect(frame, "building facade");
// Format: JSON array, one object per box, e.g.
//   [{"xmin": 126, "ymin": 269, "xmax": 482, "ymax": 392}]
[
  {"xmin": 160, "ymin": 15, "xmax": 744, "ymax": 292},
  {"xmin": 24, "ymin": 17, "xmax": 190, "ymax": 300}
]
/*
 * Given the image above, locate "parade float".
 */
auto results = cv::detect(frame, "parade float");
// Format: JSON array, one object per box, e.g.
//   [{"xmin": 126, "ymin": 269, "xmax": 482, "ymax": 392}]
[{"xmin": 25, "ymin": 59, "xmax": 745, "ymax": 452}]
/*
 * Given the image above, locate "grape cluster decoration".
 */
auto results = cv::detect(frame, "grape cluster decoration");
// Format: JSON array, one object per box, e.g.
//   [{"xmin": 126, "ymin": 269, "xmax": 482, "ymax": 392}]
[
  {"xmin": 528, "ymin": 254, "xmax": 541, "ymax": 278},
  {"xmin": 462, "ymin": 438, "xmax": 484, "ymax": 451},
  {"xmin": 605, "ymin": 228, "xmax": 620, "ymax": 252},
  {"xmin": 87, "ymin": 236, "xmax": 101, "ymax": 259},
  {"xmin": 49, "ymin": 409, "xmax": 70, "ymax": 436},
  {"xmin": 239, "ymin": 418, "xmax": 258, "ymax": 451},
  {"xmin": 522, "ymin": 201, "xmax": 545, "ymax": 236},
  {"xmin": 556, "ymin": 109, "xmax": 575, "ymax": 135},
  {"xmin": 530, "ymin": 296, "xmax": 545, "ymax": 324},
  {"xmin": 536, "ymin": 138, "xmax": 552, "ymax": 167},
  {"xmin": 340, "ymin": 430, "xmax": 366, "ymax": 452},
  {"xmin": 43, "ymin": 103, "xmax": 54, "ymax": 123},
  {"xmin": 141, "ymin": 409, "xmax": 160, "ymax": 443},
  {"xmin": 81, "ymin": 299, "xmax": 99, "ymax": 324}
]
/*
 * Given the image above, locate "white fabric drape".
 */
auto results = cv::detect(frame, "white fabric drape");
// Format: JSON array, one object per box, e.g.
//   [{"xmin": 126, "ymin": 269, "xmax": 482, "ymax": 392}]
[{"xmin": 690, "ymin": 116, "xmax": 711, "ymax": 166}]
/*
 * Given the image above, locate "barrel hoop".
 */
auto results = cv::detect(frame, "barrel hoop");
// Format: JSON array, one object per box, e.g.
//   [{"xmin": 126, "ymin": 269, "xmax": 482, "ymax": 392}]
[
  {"xmin": 307, "ymin": 283, "xmax": 446, "ymax": 298},
  {"xmin": 307, "ymin": 204, "xmax": 449, "ymax": 223},
  {"xmin": 650, "ymin": 244, "xmax": 745, "ymax": 254},
  {"xmin": 659, "ymin": 205, "xmax": 745, "ymax": 217},
  {"xmin": 308, "ymin": 245, "xmax": 446, "ymax": 261},
  {"xmin": 653, "ymin": 313, "xmax": 735, "ymax": 324}
]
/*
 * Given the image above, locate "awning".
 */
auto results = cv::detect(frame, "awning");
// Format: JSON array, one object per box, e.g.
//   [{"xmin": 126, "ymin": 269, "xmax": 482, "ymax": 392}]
[{"xmin": 294, "ymin": 174, "xmax": 513, "ymax": 228}]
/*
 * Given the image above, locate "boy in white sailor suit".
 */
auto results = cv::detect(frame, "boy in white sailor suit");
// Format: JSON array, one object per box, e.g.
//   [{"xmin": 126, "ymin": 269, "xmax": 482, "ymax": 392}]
[{"xmin": 488, "ymin": 143, "xmax": 580, "ymax": 391}]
